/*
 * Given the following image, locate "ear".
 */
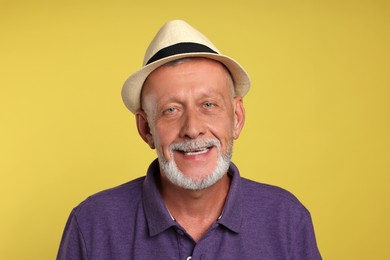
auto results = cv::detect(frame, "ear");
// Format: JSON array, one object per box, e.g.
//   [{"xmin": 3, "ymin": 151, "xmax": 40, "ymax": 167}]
[
  {"xmin": 232, "ymin": 96, "xmax": 245, "ymax": 140},
  {"xmin": 136, "ymin": 109, "xmax": 155, "ymax": 149}
]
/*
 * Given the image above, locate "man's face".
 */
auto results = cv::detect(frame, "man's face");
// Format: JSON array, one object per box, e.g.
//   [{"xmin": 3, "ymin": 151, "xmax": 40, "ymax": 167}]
[{"xmin": 137, "ymin": 58, "xmax": 245, "ymax": 190}]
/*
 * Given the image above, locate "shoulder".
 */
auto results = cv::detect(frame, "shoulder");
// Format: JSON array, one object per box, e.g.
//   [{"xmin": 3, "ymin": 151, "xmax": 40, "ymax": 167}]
[
  {"xmin": 240, "ymin": 177, "xmax": 311, "ymax": 219},
  {"xmin": 73, "ymin": 176, "xmax": 145, "ymax": 218},
  {"xmin": 237, "ymin": 178, "xmax": 321, "ymax": 259},
  {"xmin": 58, "ymin": 177, "xmax": 149, "ymax": 257}
]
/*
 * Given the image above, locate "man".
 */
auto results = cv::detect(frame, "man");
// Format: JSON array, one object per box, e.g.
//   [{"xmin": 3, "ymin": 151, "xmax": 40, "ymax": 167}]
[{"xmin": 58, "ymin": 20, "xmax": 321, "ymax": 259}]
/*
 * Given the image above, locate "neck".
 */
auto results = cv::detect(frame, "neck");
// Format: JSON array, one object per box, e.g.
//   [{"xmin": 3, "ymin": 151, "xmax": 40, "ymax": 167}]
[{"xmin": 159, "ymin": 172, "xmax": 231, "ymax": 241}]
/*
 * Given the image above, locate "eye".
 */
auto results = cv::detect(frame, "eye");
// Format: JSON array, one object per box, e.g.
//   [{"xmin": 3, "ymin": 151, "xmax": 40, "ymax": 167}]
[
  {"xmin": 164, "ymin": 107, "xmax": 177, "ymax": 114},
  {"xmin": 203, "ymin": 102, "xmax": 215, "ymax": 109}
]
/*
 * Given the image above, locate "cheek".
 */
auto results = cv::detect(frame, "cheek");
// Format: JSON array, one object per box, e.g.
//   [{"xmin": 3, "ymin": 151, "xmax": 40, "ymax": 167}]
[
  {"xmin": 209, "ymin": 113, "xmax": 235, "ymax": 135},
  {"xmin": 208, "ymin": 121, "xmax": 235, "ymax": 152},
  {"xmin": 153, "ymin": 125, "xmax": 177, "ymax": 155}
]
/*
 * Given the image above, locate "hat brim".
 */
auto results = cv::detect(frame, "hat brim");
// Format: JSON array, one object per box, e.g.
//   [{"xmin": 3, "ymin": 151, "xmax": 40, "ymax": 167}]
[{"xmin": 121, "ymin": 52, "xmax": 250, "ymax": 114}]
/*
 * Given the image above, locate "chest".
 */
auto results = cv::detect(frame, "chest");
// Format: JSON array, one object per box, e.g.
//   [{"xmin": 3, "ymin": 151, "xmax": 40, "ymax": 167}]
[{"xmin": 85, "ymin": 221, "xmax": 289, "ymax": 260}]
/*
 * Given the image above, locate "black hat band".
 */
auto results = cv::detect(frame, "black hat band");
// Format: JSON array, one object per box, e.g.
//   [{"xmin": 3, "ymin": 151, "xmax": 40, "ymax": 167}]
[{"xmin": 146, "ymin": 42, "xmax": 218, "ymax": 65}]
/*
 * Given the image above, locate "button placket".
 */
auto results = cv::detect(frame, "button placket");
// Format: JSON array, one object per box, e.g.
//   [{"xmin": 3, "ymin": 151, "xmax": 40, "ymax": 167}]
[{"xmin": 174, "ymin": 227, "xmax": 196, "ymax": 260}]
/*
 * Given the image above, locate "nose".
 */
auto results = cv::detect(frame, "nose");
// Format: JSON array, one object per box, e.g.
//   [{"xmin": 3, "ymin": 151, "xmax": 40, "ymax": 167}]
[{"xmin": 179, "ymin": 109, "xmax": 206, "ymax": 139}]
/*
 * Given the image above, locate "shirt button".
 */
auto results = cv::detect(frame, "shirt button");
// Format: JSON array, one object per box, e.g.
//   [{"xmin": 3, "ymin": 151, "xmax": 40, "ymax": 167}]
[{"xmin": 186, "ymin": 257, "xmax": 192, "ymax": 260}]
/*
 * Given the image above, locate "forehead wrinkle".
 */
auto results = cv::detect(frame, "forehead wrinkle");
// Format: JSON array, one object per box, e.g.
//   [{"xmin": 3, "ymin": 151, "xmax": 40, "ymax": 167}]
[{"xmin": 140, "ymin": 58, "xmax": 235, "ymax": 114}]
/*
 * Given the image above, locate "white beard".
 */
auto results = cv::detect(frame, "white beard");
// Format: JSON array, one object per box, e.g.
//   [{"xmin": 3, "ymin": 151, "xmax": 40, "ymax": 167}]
[{"xmin": 157, "ymin": 138, "xmax": 232, "ymax": 191}]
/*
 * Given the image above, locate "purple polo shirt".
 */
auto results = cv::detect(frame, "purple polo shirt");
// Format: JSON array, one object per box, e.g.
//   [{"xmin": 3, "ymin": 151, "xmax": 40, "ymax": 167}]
[{"xmin": 57, "ymin": 159, "xmax": 321, "ymax": 259}]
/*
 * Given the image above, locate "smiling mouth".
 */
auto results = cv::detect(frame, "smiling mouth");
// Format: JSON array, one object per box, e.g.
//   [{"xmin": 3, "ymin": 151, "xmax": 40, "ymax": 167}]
[{"xmin": 176, "ymin": 146, "xmax": 212, "ymax": 156}]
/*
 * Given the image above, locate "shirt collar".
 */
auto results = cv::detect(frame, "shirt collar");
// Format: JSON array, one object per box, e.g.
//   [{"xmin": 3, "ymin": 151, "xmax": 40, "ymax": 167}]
[
  {"xmin": 142, "ymin": 159, "xmax": 177, "ymax": 237},
  {"xmin": 217, "ymin": 162, "xmax": 243, "ymax": 233},
  {"xmin": 142, "ymin": 159, "xmax": 243, "ymax": 237}
]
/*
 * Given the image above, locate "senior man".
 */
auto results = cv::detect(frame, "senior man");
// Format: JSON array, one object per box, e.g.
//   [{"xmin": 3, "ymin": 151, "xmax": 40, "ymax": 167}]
[{"xmin": 58, "ymin": 20, "xmax": 321, "ymax": 259}]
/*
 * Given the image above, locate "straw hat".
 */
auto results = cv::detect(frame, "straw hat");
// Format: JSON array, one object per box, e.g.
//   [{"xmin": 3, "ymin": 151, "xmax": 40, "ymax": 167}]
[{"xmin": 121, "ymin": 20, "xmax": 250, "ymax": 113}]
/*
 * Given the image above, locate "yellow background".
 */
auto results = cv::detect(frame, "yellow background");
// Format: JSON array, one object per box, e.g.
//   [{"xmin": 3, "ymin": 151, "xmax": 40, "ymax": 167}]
[{"xmin": 1, "ymin": 0, "xmax": 389, "ymax": 259}]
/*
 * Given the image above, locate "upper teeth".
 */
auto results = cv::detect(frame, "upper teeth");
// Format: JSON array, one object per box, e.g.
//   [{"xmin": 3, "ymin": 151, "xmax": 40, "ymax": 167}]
[{"xmin": 183, "ymin": 147, "xmax": 209, "ymax": 155}]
